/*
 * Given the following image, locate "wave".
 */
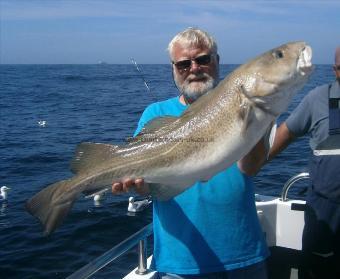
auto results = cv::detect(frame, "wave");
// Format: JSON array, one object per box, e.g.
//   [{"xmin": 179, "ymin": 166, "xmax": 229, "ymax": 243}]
[
  {"xmin": 60, "ymin": 74, "xmax": 138, "ymax": 82},
  {"xmin": 61, "ymin": 75, "xmax": 91, "ymax": 81}
]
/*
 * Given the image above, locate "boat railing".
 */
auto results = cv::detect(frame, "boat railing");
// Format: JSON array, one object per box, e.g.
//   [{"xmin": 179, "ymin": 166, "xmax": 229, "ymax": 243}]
[
  {"xmin": 67, "ymin": 223, "xmax": 153, "ymax": 279},
  {"xmin": 280, "ymin": 172, "xmax": 310, "ymax": 201}
]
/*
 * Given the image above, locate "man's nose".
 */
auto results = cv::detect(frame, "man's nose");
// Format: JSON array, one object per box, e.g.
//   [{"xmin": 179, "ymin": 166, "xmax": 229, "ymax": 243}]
[{"xmin": 189, "ymin": 61, "xmax": 201, "ymax": 73}]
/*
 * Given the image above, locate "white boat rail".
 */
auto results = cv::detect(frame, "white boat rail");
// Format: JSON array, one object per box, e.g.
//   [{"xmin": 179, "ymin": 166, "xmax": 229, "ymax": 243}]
[
  {"xmin": 67, "ymin": 223, "xmax": 153, "ymax": 279},
  {"xmin": 280, "ymin": 172, "xmax": 310, "ymax": 201}
]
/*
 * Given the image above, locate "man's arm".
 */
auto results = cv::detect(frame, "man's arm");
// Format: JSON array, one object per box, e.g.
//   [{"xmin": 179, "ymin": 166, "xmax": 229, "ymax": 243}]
[
  {"xmin": 237, "ymin": 137, "xmax": 267, "ymax": 176},
  {"xmin": 267, "ymin": 122, "xmax": 296, "ymax": 161},
  {"xmin": 237, "ymin": 122, "xmax": 297, "ymax": 176}
]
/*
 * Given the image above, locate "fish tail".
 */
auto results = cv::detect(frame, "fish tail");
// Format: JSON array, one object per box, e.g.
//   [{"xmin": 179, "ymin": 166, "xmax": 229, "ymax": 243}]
[{"xmin": 25, "ymin": 180, "xmax": 78, "ymax": 236}]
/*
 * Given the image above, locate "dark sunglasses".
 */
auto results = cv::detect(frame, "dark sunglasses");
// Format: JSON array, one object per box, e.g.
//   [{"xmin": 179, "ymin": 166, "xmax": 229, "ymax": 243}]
[
  {"xmin": 335, "ymin": 65, "xmax": 340, "ymax": 71},
  {"xmin": 172, "ymin": 54, "xmax": 214, "ymax": 71}
]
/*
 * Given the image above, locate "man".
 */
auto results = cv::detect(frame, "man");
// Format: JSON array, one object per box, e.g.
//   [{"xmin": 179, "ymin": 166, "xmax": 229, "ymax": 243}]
[
  {"xmin": 268, "ymin": 47, "xmax": 340, "ymax": 278},
  {"xmin": 112, "ymin": 27, "xmax": 269, "ymax": 278}
]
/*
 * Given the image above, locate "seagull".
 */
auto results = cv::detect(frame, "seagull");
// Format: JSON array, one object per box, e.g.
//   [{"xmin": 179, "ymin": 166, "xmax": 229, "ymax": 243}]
[
  {"xmin": 38, "ymin": 120, "xmax": 47, "ymax": 127},
  {"xmin": 0, "ymin": 186, "xmax": 10, "ymax": 201},
  {"xmin": 84, "ymin": 188, "xmax": 108, "ymax": 206},
  {"xmin": 93, "ymin": 194, "xmax": 103, "ymax": 202},
  {"xmin": 127, "ymin": 196, "xmax": 152, "ymax": 213}
]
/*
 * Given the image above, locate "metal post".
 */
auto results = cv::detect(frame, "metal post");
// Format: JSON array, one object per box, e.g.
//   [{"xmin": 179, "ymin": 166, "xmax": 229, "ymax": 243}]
[
  {"xmin": 280, "ymin": 172, "xmax": 310, "ymax": 201},
  {"xmin": 66, "ymin": 223, "xmax": 153, "ymax": 279},
  {"xmin": 136, "ymin": 238, "xmax": 148, "ymax": 275}
]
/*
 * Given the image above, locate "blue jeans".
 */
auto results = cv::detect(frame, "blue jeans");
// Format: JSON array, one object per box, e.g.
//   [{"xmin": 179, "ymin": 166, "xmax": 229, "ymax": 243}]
[{"xmin": 156, "ymin": 261, "xmax": 268, "ymax": 279}]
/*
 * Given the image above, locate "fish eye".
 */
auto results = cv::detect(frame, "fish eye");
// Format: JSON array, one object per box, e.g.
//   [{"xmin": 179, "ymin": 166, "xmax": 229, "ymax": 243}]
[{"xmin": 273, "ymin": 50, "xmax": 284, "ymax": 59}]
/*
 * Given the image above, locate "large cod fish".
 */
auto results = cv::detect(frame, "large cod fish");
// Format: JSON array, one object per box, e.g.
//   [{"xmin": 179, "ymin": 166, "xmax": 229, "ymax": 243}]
[{"xmin": 26, "ymin": 42, "xmax": 313, "ymax": 235}]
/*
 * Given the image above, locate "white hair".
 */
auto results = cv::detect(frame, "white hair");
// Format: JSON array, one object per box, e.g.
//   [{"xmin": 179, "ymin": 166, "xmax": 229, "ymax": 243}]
[{"xmin": 168, "ymin": 27, "xmax": 218, "ymax": 60}]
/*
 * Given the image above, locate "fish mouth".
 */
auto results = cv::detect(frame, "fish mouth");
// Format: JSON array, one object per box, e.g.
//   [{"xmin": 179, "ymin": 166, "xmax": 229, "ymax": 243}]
[{"xmin": 297, "ymin": 45, "xmax": 314, "ymax": 76}]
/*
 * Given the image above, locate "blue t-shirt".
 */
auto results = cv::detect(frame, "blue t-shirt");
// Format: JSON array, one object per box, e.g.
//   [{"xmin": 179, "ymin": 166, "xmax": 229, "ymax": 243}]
[{"xmin": 135, "ymin": 96, "xmax": 269, "ymax": 274}]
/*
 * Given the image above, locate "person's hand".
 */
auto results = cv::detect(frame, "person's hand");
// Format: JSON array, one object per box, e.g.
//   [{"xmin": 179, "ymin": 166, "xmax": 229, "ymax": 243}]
[{"xmin": 112, "ymin": 178, "xmax": 150, "ymax": 196}]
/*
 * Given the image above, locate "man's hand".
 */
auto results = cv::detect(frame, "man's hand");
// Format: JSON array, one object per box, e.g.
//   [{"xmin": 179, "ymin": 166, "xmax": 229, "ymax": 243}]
[{"xmin": 112, "ymin": 178, "xmax": 150, "ymax": 196}]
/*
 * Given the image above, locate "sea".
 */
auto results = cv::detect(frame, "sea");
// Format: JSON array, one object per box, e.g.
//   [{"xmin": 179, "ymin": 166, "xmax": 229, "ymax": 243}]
[{"xmin": 0, "ymin": 64, "xmax": 335, "ymax": 278}]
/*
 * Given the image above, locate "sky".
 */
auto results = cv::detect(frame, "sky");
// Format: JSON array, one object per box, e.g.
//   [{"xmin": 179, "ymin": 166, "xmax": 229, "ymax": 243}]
[{"xmin": 1, "ymin": 0, "xmax": 339, "ymax": 64}]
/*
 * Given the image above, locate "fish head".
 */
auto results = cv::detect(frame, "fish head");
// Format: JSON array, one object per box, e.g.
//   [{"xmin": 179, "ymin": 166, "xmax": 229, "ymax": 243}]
[{"xmin": 236, "ymin": 41, "xmax": 313, "ymax": 116}]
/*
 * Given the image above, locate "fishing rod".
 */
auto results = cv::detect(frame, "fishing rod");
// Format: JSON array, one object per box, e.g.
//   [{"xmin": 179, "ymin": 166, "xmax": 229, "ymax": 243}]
[{"xmin": 130, "ymin": 58, "xmax": 151, "ymax": 93}]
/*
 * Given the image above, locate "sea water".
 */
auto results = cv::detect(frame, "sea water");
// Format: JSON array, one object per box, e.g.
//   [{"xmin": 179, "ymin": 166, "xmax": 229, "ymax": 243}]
[{"xmin": 0, "ymin": 64, "xmax": 335, "ymax": 278}]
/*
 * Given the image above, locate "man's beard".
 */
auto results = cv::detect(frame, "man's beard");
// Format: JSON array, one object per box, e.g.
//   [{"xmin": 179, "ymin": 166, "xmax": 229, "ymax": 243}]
[{"xmin": 175, "ymin": 72, "xmax": 218, "ymax": 103}]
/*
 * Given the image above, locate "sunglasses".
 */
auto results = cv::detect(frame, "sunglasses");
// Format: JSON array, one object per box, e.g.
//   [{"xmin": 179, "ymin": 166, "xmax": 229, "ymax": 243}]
[
  {"xmin": 335, "ymin": 65, "xmax": 340, "ymax": 71},
  {"xmin": 172, "ymin": 54, "xmax": 214, "ymax": 71}
]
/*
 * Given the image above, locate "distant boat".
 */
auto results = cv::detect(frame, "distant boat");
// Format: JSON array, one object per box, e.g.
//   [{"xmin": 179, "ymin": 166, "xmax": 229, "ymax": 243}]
[{"xmin": 98, "ymin": 60, "xmax": 108, "ymax": 65}]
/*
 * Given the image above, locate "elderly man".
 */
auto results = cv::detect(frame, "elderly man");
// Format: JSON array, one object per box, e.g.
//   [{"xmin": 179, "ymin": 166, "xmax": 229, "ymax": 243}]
[
  {"xmin": 268, "ymin": 47, "xmax": 340, "ymax": 279},
  {"xmin": 113, "ymin": 27, "xmax": 269, "ymax": 279}
]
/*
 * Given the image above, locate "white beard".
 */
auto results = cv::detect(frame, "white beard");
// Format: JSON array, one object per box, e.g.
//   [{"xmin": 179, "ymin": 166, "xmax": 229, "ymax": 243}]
[{"xmin": 175, "ymin": 73, "xmax": 218, "ymax": 102}]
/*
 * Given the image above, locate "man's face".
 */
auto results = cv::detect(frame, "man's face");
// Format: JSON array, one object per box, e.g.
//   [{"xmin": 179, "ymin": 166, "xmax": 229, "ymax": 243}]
[{"xmin": 171, "ymin": 43, "xmax": 219, "ymax": 103}]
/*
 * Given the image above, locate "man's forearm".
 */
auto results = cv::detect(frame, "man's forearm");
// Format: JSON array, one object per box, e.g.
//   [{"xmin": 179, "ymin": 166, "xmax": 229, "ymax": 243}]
[
  {"xmin": 238, "ymin": 137, "xmax": 267, "ymax": 176},
  {"xmin": 267, "ymin": 122, "xmax": 296, "ymax": 161}
]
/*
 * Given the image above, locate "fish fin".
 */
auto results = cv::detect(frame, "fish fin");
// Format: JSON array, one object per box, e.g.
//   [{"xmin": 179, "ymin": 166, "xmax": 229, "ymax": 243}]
[
  {"xmin": 239, "ymin": 85, "xmax": 272, "ymax": 135},
  {"xmin": 128, "ymin": 116, "xmax": 180, "ymax": 144},
  {"xmin": 263, "ymin": 121, "xmax": 277, "ymax": 159},
  {"xmin": 237, "ymin": 86, "xmax": 254, "ymax": 134},
  {"xmin": 70, "ymin": 142, "xmax": 119, "ymax": 174},
  {"xmin": 239, "ymin": 83, "xmax": 277, "ymax": 154},
  {"xmin": 239, "ymin": 84, "xmax": 277, "ymax": 116},
  {"xmin": 238, "ymin": 101, "xmax": 251, "ymax": 121},
  {"xmin": 138, "ymin": 116, "xmax": 179, "ymax": 136},
  {"xmin": 241, "ymin": 105, "xmax": 254, "ymax": 135},
  {"xmin": 25, "ymin": 180, "xmax": 79, "ymax": 235}
]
